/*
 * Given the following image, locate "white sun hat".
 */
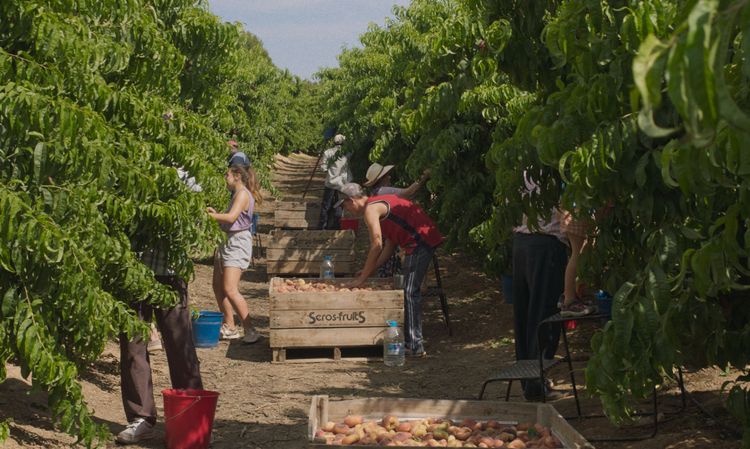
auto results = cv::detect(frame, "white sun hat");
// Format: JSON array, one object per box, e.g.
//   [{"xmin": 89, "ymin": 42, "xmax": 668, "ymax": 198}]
[{"xmin": 363, "ymin": 162, "xmax": 395, "ymax": 187}]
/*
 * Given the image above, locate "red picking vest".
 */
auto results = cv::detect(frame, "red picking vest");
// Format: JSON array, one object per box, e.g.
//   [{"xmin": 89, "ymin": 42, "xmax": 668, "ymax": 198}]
[{"xmin": 366, "ymin": 194, "xmax": 444, "ymax": 254}]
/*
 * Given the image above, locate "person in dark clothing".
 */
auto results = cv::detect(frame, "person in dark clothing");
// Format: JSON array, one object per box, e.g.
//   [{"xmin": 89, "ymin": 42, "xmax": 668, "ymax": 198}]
[
  {"xmin": 116, "ymin": 169, "xmax": 204, "ymax": 444},
  {"xmin": 337, "ymin": 183, "xmax": 443, "ymax": 358},
  {"xmin": 511, "ymin": 173, "xmax": 567, "ymax": 401}
]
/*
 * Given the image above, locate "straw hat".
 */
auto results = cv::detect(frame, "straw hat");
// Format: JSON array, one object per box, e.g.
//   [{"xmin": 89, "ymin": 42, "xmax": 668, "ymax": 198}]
[{"xmin": 363, "ymin": 163, "xmax": 395, "ymax": 187}]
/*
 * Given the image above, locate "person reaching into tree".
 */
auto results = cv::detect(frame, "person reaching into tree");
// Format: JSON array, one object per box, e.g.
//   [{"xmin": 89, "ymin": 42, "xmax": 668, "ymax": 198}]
[
  {"xmin": 116, "ymin": 168, "xmax": 203, "ymax": 445},
  {"xmin": 558, "ymin": 210, "xmax": 596, "ymax": 317},
  {"xmin": 363, "ymin": 162, "xmax": 430, "ymax": 199},
  {"xmin": 511, "ymin": 172, "xmax": 567, "ymax": 401},
  {"xmin": 317, "ymin": 134, "xmax": 351, "ymax": 230},
  {"xmin": 207, "ymin": 166, "xmax": 262, "ymax": 344},
  {"xmin": 226, "ymin": 139, "xmax": 251, "ymax": 168}
]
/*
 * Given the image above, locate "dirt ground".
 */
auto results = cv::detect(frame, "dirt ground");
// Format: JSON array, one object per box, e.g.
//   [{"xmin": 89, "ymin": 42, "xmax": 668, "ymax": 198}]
[{"xmin": 0, "ymin": 154, "xmax": 743, "ymax": 449}]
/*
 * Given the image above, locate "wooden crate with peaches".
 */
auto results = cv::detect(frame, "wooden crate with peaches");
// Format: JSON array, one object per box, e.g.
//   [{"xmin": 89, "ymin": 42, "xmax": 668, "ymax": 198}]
[{"xmin": 269, "ymin": 278, "xmax": 403, "ymax": 363}]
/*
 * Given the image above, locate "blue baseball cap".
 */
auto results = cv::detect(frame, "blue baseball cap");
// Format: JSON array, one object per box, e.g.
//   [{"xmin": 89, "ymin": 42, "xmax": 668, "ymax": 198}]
[{"xmin": 228, "ymin": 151, "xmax": 251, "ymax": 168}]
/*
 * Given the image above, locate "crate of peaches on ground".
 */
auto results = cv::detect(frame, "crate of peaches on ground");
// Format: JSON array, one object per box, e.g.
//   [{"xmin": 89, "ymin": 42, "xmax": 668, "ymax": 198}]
[
  {"xmin": 268, "ymin": 277, "xmax": 403, "ymax": 363},
  {"xmin": 308, "ymin": 395, "xmax": 593, "ymax": 448}
]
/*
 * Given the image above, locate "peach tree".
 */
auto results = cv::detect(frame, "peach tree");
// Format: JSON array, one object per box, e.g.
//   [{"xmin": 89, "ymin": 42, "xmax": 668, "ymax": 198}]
[
  {"xmin": 323, "ymin": 0, "xmax": 750, "ymax": 442},
  {"xmin": 0, "ymin": 0, "xmax": 318, "ymax": 446}
]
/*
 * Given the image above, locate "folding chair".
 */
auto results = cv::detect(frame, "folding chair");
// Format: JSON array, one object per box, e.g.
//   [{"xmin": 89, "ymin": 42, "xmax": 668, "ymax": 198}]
[{"xmin": 477, "ymin": 314, "xmax": 561, "ymax": 401}]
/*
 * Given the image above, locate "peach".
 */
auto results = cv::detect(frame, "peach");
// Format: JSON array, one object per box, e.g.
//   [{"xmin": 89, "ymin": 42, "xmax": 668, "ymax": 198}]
[
  {"xmin": 341, "ymin": 433, "xmax": 360, "ymax": 445},
  {"xmin": 432, "ymin": 429, "xmax": 449, "ymax": 440},
  {"xmin": 393, "ymin": 432, "xmax": 412, "ymax": 442},
  {"xmin": 516, "ymin": 423, "xmax": 531, "ymax": 431},
  {"xmin": 322, "ymin": 421, "xmax": 336, "ymax": 432},
  {"xmin": 543, "ymin": 435, "xmax": 562, "ymax": 448},
  {"xmin": 396, "ymin": 422, "xmax": 412, "ymax": 433},
  {"xmin": 479, "ymin": 437, "xmax": 495, "ymax": 447},
  {"xmin": 382, "ymin": 415, "xmax": 399, "ymax": 430},
  {"xmin": 413, "ymin": 424, "xmax": 428, "ymax": 437},
  {"xmin": 333, "ymin": 423, "xmax": 350, "ymax": 434},
  {"xmin": 313, "ymin": 430, "xmax": 328, "ymax": 443},
  {"xmin": 344, "ymin": 415, "xmax": 363, "ymax": 427},
  {"xmin": 507, "ymin": 439, "xmax": 526, "ymax": 449},
  {"xmin": 429, "ymin": 421, "xmax": 450, "ymax": 433},
  {"xmin": 454, "ymin": 428, "xmax": 472, "ymax": 441},
  {"xmin": 379, "ymin": 436, "xmax": 393, "ymax": 445},
  {"xmin": 460, "ymin": 418, "xmax": 477, "ymax": 429}
]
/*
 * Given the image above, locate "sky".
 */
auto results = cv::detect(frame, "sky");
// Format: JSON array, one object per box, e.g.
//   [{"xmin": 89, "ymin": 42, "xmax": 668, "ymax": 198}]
[{"xmin": 208, "ymin": 0, "xmax": 412, "ymax": 80}]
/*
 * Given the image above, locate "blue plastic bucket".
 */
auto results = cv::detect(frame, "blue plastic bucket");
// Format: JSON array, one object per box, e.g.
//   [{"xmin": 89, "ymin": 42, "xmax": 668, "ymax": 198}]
[
  {"xmin": 501, "ymin": 274, "xmax": 513, "ymax": 305},
  {"xmin": 192, "ymin": 311, "xmax": 223, "ymax": 348}
]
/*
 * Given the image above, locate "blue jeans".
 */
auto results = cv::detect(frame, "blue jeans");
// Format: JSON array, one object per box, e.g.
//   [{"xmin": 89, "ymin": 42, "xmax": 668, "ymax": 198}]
[{"xmin": 402, "ymin": 244, "xmax": 435, "ymax": 353}]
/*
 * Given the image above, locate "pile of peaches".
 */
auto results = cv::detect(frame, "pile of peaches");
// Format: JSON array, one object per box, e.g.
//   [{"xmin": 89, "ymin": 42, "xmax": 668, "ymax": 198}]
[
  {"xmin": 314, "ymin": 415, "xmax": 563, "ymax": 447},
  {"xmin": 275, "ymin": 278, "xmax": 376, "ymax": 293}
]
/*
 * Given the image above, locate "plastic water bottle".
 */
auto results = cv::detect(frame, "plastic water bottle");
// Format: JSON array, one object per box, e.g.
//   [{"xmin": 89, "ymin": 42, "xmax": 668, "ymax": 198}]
[
  {"xmin": 320, "ymin": 255, "xmax": 335, "ymax": 279},
  {"xmin": 383, "ymin": 320, "xmax": 405, "ymax": 367}
]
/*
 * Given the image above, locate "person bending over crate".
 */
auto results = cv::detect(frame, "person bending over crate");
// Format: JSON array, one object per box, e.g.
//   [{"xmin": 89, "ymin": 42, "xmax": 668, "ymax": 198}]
[
  {"xmin": 336, "ymin": 183, "xmax": 443, "ymax": 358},
  {"xmin": 363, "ymin": 162, "xmax": 431, "ymax": 278}
]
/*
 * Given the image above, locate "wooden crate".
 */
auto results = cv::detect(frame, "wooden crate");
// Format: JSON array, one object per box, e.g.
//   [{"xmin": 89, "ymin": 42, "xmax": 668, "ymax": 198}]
[
  {"xmin": 274, "ymin": 201, "xmax": 322, "ymax": 229},
  {"xmin": 266, "ymin": 229, "xmax": 356, "ymax": 276},
  {"xmin": 308, "ymin": 396, "xmax": 593, "ymax": 448},
  {"xmin": 269, "ymin": 277, "xmax": 403, "ymax": 363}
]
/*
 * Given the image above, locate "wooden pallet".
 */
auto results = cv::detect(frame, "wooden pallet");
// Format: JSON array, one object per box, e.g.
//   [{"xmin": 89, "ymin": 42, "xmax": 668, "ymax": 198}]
[{"xmin": 271, "ymin": 346, "xmax": 383, "ymax": 363}]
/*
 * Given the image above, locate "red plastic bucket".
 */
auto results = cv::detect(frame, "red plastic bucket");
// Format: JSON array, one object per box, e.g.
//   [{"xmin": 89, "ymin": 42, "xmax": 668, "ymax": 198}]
[{"xmin": 162, "ymin": 389, "xmax": 219, "ymax": 449}]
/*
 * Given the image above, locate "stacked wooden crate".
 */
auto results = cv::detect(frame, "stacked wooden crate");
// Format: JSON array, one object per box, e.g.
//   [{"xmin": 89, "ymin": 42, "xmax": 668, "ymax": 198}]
[
  {"xmin": 265, "ymin": 229, "xmax": 356, "ymax": 277},
  {"xmin": 274, "ymin": 201, "xmax": 321, "ymax": 229}
]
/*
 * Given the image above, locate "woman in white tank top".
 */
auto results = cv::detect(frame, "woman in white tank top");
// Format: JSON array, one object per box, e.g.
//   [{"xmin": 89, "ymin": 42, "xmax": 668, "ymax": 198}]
[{"xmin": 207, "ymin": 166, "xmax": 263, "ymax": 344}]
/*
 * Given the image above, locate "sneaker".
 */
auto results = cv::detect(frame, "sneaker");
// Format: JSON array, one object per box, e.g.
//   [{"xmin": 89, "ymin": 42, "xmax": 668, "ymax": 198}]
[
  {"xmin": 405, "ymin": 348, "xmax": 427, "ymax": 359},
  {"xmin": 560, "ymin": 298, "xmax": 596, "ymax": 318},
  {"xmin": 116, "ymin": 418, "xmax": 154, "ymax": 444},
  {"xmin": 242, "ymin": 326, "xmax": 261, "ymax": 344},
  {"xmin": 220, "ymin": 324, "xmax": 240, "ymax": 340}
]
